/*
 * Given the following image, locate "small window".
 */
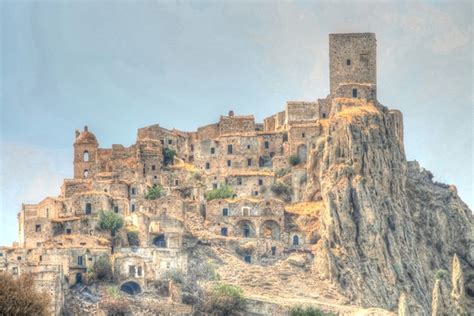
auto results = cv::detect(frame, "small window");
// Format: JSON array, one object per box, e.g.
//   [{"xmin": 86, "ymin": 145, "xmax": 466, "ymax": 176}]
[
  {"xmin": 175, "ymin": 179, "xmax": 179, "ymax": 186},
  {"xmin": 221, "ymin": 227, "xmax": 228, "ymax": 236},
  {"xmin": 39, "ymin": 255, "xmax": 43, "ymax": 262},
  {"xmin": 114, "ymin": 206, "xmax": 119, "ymax": 213},
  {"xmin": 244, "ymin": 255, "xmax": 251, "ymax": 263},
  {"xmin": 254, "ymin": 191, "xmax": 259, "ymax": 196},
  {"xmin": 83, "ymin": 151, "xmax": 89, "ymax": 162},
  {"xmin": 247, "ymin": 144, "xmax": 251, "ymax": 149},
  {"xmin": 77, "ymin": 256, "xmax": 83, "ymax": 266},
  {"xmin": 352, "ymin": 89, "xmax": 358, "ymax": 98},
  {"xmin": 137, "ymin": 266, "xmax": 142, "ymax": 277},
  {"xmin": 227, "ymin": 160, "xmax": 231, "ymax": 167},
  {"xmin": 237, "ymin": 178, "xmax": 242, "ymax": 185},
  {"xmin": 264, "ymin": 141, "xmax": 269, "ymax": 149},
  {"xmin": 83, "ymin": 169, "xmax": 89, "ymax": 178},
  {"xmin": 131, "ymin": 188, "xmax": 136, "ymax": 195},
  {"xmin": 0, "ymin": 253, "xmax": 3, "ymax": 257},
  {"xmin": 227, "ymin": 144, "xmax": 233, "ymax": 154},
  {"xmin": 12, "ymin": 267, "xmax": 18, "ymax": 275},
  {"xmin": 242, "ymin": 207, "xmax": 250, "ymax": 216},
  {"xmin": 129, "ymin": 265, "xmax": 135, "ymax": 276},
  {"xmin": 85, "ymin": 203, "xmax": 92, "ymax": 215},
  {"xmin": 190, "ymin": 144, "xmax": 194, "ymax": 152},
  {"xmin": 168, "ymin": 139, "xmax": 172, "ymax": 145},
  {"xmin": 271, "ymin": 246, "xmax": 276, "ymax": 256},
  {"xmin": 160, "ymin": 139, "xmax": 164, "ymax": 145},
  {"xmin": 210, "ymin": 147, "xmax": 215, "ymax": 154},
  {"xmin": 302, "ymin": 133, "xmax": 305, "ymax": 138},
  {"xmin": 152, "ymin": 165, "xmax": 156, "ymax": 171},
  {"xmin": 205, "ymin": 162, "xmax": 210, "ymax": 170},
  {"xmin": 17, "ymin": 256, "xmax": 21, "ymax": 261},
  {"xmin": 258, "ymin": 179, "xmax": 263, "ymax": 185},
  {"xmin": 222, "ymin": 208, "xmax": 229, "ymax": 216},
  {"xmin": 346, "ymin": 59, "xmax": 351, "ymax": 66},
  {"xmin": 66, "ymin": 228, "xmax": 72, "ymax": 235},
  {"xmin": 247, "ymin": 159, "xmax": 252, "ymax": 167},
  {"xmin": 36, "ymin": 242, "xmax": 42, "ymax": 247},
  {"xmin": 35, "ymin": 224, "xmax": 41, "ymax": 232},
  {"xmin": 213, "ymin": 183, "xmax": 218, "ymax": 189},
  {"xmin": 131, "ymin": 204, "xmax": 136, "ymax": 212},
  {"xmin": 322, "ymin": 113, "xmax": 327, "ymax": 119},
  {"xmin": 293, "ymin": 235, "xmax": 299, "ymax": 246}
]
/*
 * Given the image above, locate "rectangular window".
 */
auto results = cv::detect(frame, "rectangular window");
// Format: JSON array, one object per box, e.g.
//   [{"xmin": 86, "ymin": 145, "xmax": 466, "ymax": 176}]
[
  {"xmin": 247, "ymin": 144, "xmax": 251, "ymax": 149},
  {"xmin": 254, "ymin": 191, "xmax": 259, "ymax": 196},
  {"xmin": 168, "ymin": 139, "xmax": 172, "ymax": 145},
  {"xmin": 222, "ymin": 208, "xmax": 229, "ymax": 216},
  {"xmin": 346, "ymin": 59, "xmax": 351, "ymax": 66},
  {"xmin": 35, "ymin": 224, "xmax": 41, "ymax": 232},
  {"xmin": 137, "ymin": 266, "xmax": 142, "ymax": 277},
  {"xmin": 213, "ymin": 183, "xmax": 218, "ymax": 189},
  {"xmin": 152, "ymin": 165, "xmax": 156, "ymax": 171},
  {"xmin": 221, "ymin": 227, "xmax": 228, "ymax": 236},
  {"xmin": 237, "ymin": 178, "xmax": 242, "ymax": 185},
  {"xmin": 160, "ymin": 139, "xmax": 164, "ymax": 145},
  {"xmin": 131, "ymin": 188, "xmax": 136, "ymax": 195},
  {"xmin": 271, "ymin": 246, "xmax": 276, "ymax": 256},
  {"xmin": 39, "ymin": 255, "xmax": 43, "ymax": 261},
  {"xmin": 242, "ymin": 207, "xmax": 250, "ymax": 216},
  {"xmin": 17, "ymin": 256, "xmax": 21, "ymax": 261},
  {"xmin": 12, "ymin": 267, "xmax": 18, "ymax": 275},
  {"xmin": 131, "ymin": 204, "xmax": 136, "ymax": 212},
  {"xmin": 258, "ymin": 179, "xmax": 263, "ymax": 185},
  {"xmin": 352, "ymin": 88, "xmax": 358, "ymax": 98},
  {"xmin": 227, "ymin": 160, "xmax": 231, "ymax": 167},
  {"xmin": 227, "ymin": 144, "xmax": 233, "ymax": 154},
  {"xmin": 85, "ymin": 203, "xmax": 92, "ymax": 215},
  {"xmin": 210, "ymin": 147, "xmax": 215, "ymax": 154},
  {"xmin": 205, "ymin": 162, "xmax": 210, "ymax": 170},
  {"xmin": 129, "ymin": 265, "xmax": 135, "ymax": 276},
  {"xmin": 190, "ymin": 144, "xmax": 194, "ymax": 152},
  {"xmin": 175, "ymin": 180, "xmax": 179, "ymax": 186},
  {"xmin": 78, "ymin": 256, "xmax": 83, "ymax": 266},
  {"xmin": 244, "ymin": 255, "xmax": 251, "ymax": 263},
  {"xmin": 66, "ymin": 228, "xmax": 72, "ymax": 235},
  {"xmin": 264, "ymin": 141, "xmax": 269, "ymax": 149},
  {"xmin": 114, "ymin": 206, "xmax": 119, "ymax": 213},
  {"xmin": 247, "ymin": 158, "xmax": 252, "ymax": 166}
]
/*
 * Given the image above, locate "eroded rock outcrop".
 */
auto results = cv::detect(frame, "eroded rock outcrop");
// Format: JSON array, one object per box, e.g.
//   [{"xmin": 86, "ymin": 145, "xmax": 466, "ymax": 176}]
[{"xmin": 307, "ymin": 99, "xmax": 473, "ymax": 314}]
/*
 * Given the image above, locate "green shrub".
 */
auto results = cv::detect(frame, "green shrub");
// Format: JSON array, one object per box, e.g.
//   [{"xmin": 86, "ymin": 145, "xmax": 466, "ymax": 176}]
[
  {"xmin": 205, "ymin": 185, "xmax": 234, "ymax": 201},
  {"xmin": 163, "ymin": 268, "xmax": 184, "ymax": 284},
  {"xmin": 204, "ymin": 283, "xmax": 246, "ymax": 315},
  {"xmin": 145, "ymin": 184, "xmax": 166, "ymax": 200},
  {"xmin": 276, "ymin": 168, "xmax": 290, "ymax": 177},
  {"xmin": 127, "ymin": 230, "xmax": 140, "ymax": 246},
  {"xmin": 92, "ymin": 256, "xmax": 113, "ymax": 282},
  {"xmin": 290, "ymin": 306, "xmax": 332, "ymax": 316},
  {"xmin": 96, "ymin": 210, "xmax": 124, "ymax": 237},
  {"xmin": 435, "ymin": 269, "xmax": 448, "ymax": 280},
  {"xmin": 289, "ymin": 154, "xmax": 301, "ymax": 166},
  {"xmin": 163, "ymin": 148, "xmax": 176, "ymax": 166},
  {"xmin": 271, "ymin": 182, "xmax": 292, "ymax": 202}
]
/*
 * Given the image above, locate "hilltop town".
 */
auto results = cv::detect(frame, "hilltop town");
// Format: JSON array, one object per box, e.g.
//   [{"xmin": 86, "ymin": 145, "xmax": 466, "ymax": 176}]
[{"xmin": 1, "ymin": 33, "xmax": 472, "ymax": 315}]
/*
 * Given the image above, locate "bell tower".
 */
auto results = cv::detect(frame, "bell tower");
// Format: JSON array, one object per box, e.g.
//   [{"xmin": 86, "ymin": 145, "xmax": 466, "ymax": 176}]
[{"xmin": 73, "ymin": 126, "xmax": 99, "ymax": 179}]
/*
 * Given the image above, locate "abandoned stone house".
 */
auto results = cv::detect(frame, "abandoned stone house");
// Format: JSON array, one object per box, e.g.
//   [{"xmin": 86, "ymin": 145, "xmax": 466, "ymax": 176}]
[{"xmin": 0, "ymin": 33, "xmax": 385, "ymax": 315}]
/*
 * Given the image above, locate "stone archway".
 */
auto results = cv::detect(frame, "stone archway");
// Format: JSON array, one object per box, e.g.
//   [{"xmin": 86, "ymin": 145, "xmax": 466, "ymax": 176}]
[
  {"xmin": 152, "ymin": 234, "xmax": 166, "ymax": 248},
  {"xmin": 260, "ymin": 220, "xmax": 280, "ymax": 240},
  {"xmin": 120, "ymin": 281, "xmax": 141, "ymax": 295},
  {"xmin": 236, "ymin": 220, "xmax": 256, "ymax": 238}
]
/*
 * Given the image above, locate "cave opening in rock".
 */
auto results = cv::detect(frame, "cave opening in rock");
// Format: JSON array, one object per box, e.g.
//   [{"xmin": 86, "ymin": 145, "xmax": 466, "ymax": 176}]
[{"xmin": 120, "ymin": 281, "xmax": 141, "ymax": 295}]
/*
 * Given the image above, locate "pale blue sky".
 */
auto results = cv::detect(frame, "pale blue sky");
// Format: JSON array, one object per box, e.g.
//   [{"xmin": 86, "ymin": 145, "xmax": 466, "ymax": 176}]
[{"xmin": 0, "ymin": 1, "xmax": 472, "ymax": 245}]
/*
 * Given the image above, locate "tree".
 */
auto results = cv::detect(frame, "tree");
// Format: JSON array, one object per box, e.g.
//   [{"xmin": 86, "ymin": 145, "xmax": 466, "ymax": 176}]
[
  {"xmin": 92, "ymin": 256, "xmax": 114, "ymax": 282},
  {"xmin": 204, "ymin": 283, "xmax": 246, "ymax": 315},
  {"xmin": 144, "ymin": 184, "xmax": 166, "ymax": 200},
  {"xmin": 271, "ymin": 182, "xmax": 292, "ymax": 202},
  {"xmin": 205, "ymin": 185, "xmax": 234, "ymax": 201},
  {"xmin": 0, "ymin": 272, "xmax": 50, "ymax": 315},
  {"xmin": 289, "ymin": 154, "xmax": 301, "ymax": 166},
  {"xmin": 290, "ymin": 306, "xmax": 331, "ymax": 316},
  {"xmin": 163, "ymin": 148, "xmax": 176, "ymax": 166},
  {"xmin": 96, "ymin": 210, "xmax": 124, "ymax": 237}
]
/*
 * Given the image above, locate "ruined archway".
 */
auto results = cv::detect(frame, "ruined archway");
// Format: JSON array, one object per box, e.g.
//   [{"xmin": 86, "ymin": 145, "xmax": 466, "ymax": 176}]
[
  {"xmin": 152, "ymin": 234, "xmax": 166, "ymax": 248},
  {"xmin": 260, "ymin": 220, "xmax": 280, "ymax": 240},
  {"xmin": 120, "ymin": 281, "xmax": 141, "ymax": 295},
  {"xmin": 237, "ymin": 220, "xmax": 255, "ymax": 238}
]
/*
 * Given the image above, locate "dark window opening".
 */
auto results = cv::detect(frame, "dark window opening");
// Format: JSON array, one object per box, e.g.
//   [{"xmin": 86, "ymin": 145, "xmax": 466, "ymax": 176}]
[
  {"xmin": 85, "ymin": 203, "xmax": 92, "ymax": 215},
  {"xmin": 17, "ymin": 256, "xmax": 21, "ymax": 261},
  {"xmin": 346, "ymin": 59, "xmax": 351, "ymax": 65},
  {"xmin": 227, "ymin": 144, "xmax": 233, "ymax": 154},
  {"xmin": 302, "ymin": 133, "xmax": 305, "ymax": 138},
  {"xmin": 221, "ymin": 227, "xmax": 228, "ymax": 236},
  {"xmin": 210, "ymin": 147, "xmax": 215, "ymax": 154},
  {"xmin": 237, "ymin": 178, "xmax": 242, "ymax": 185},
  {"xmin": 66, "ymin": 228, "xmax": 72, "ymax": 235},
  {"xmin": 222, "ymin": 208, "xmax": 229, "ymax": 216},
  {"xmin": 128, "ymin": 265, "xmax": 135, "ymax": 277},
  {"xmin": 243, "ymin": 224, "xmax": 251, "ymax": 237},
  {"xmin": 12, "ymin": 267, "xmax": 18, "ymax": 275},
  {"xmin": 75, "ymin": 273, "xmax": 82, "ymax": 284},
  {"xmin": 168, "ymin": 139, "xmax": 172, "ymax": 145},
  {"xmin": 247, "ymin": 144, "xmax": 251, "ymax": 149},
  {"xmin": 254, "ymin": 191, "xmax": 259, "ymax": 196},
  {"xmin": 131, "ymin": 204, "xmax": 136, "ymax": 212},
  {"xmin": 153, "ymin": 235, "xmax": 166, "ymax": 248},
  {"xmin": 247, "ymin": 158, "xmax": 252, "ymax": 166},
  {"xmin": 244, "ymin": 255, "xmax": 251, "ymax": 263},
  {"xmin": 35, "ymin": 224, "xmax": 41, "ymax": 232},
  {"xmin": 258, "ymin": 179, "xmax": 263, "ymax": 185},
  {"xmin": 131, "ymin": 188, "xmax": 136, "ymax": 195},
  {"xmin": 271, "ymin": 246, "xmax": 277, "ymax": 256},
  {"xmin": 78, "ymin": 256, "xmax": 83, "ymax": 266},
  {"xmin": 160, "ymin": 139, "xmax": 164, "ymax": 145},
  {"xmin": 293, "ymin": 235, "xmax": 300, "ymax": 246},
  {"xmin": 175, "ymin": 180, "xmax": 179, "ymax": 186},
  {"xmin": 322, "ymin": 113, "xmax": 327, "ymax": 119},
  {"xmin": 152, "ymin": 165, "xmax": 156, "ymax": 171},
  {"xmin": 39, "ymin": 255, "xmax": 43, "ymax": 261},
  {"xmin": 137, "ymin": 266, "xmax": 142, "ymax": 277},
  {"xmin": 227, "ymin": 160, "xmax": 231, "ymax": 167},
  {"xmin": 352, "ymin": 89, "xmax": 358, "ymax": 98},
  {"xmin": 213, "ymin": 183, "xmax": 218, "ymax": 189},
  {"xmin": 205, "ymin": 162, "xmax": 210, "ymax": 170},
  {"xmin": 264, "ymin": 141, "xmax": 269, "ymax": 149},
  {"xmin": 114, "ymin": 206, "xmax": 119, "ymax": 213},
  {"xmin": 83, "ymin": 151, "xmax": 89, "ymax": 162},
  {"xmin": 190, "ymin": 145, "xmax": 194, "ymax": 152}
]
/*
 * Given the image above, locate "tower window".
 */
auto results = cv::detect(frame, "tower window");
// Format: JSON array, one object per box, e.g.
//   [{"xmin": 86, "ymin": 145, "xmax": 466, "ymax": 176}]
[
  {"xmin": 85, "ymin": 203, "xmax": 92, "ymax": 215},
  {"xmin": 131, "ymin": 188, "xmax": 136, "ymax": 195},
  {"xmin": 35, "ymin": 224, "xmax": 41, "ymax": 232},
  {"xmin": 346, "ymin": 59, "xmax": 351, "ymax": 66},
  {"xmin": 258, "ymin": 179, "xmax": 263, "ymax": 185},
  {"xmin": 210, "ymin": 147, "xmax": 215, "ymax": 154},
  {"xmin": 222, "ymin": 208, "xmax": 229, "ymax": 216},
  {"xmin": 114, "ymin": 206, "xmax": 119, "ymax": 213},
  {"xmin": 83, "ymin": 151, "xmax": 89, "ymax": 162},
  {"xmin": 152, "ymin": 165, "xmax": 156, "ymax": 171},
  {"xmin": 227, "ymin": 144, "xmax": 233, "ymax": 154},
  {"xmin": 78, "ymin": 256, "xmax": 83, "ymax": 266},
  {"xmin": 83, "ymin": 170, "xmax": 89, "ymax": 178},
  {"xmin": 247, "ymin": 158, "xmax": 252, "ymax": 166},
  {"xmin": 264, "ymin": 141, "xmax": 269, "ymax": 149},
  {"xmin": 205, "ymin": 162, "xmax": 210, "ymax": 170},
  {"xmin": 352, "ymin": 89, "xmax": 358, "ymax": 98},
  {"xmin": 227, "ymin": 160, "xmax": 231, "ymax": 167},
  {"xmin": 190, "ymin": 144, "xmax": 194, "ymax": 152},
  {"xmin": 302, "ymin": 133, "xmax": 305, "ymax": 138},
  {"xmin": 221, "ymin": 227, "xmax": 228, "ymax": 236}
]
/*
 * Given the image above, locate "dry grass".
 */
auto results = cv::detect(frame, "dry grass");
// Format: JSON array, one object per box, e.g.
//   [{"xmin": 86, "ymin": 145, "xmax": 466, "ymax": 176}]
[
  {"xmin": 170, "ymin": 162, "xmax": 200, "ymax": 172},
  {"xmin": 227, "ymin": 169, "xmax": 274, "ymax": 177},
  {"xmin": 334, "ymin": 101, "xmax": 379, "ymax": 121},
  {"xmin": 286, "ymin": 201, "xmax": 325, "ymax": 215}
]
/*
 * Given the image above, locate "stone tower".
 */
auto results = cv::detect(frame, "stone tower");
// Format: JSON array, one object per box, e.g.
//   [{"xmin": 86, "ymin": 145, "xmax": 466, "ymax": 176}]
[
  {"xmin": 73, "ymin": 126, "xmax": 98, "ymax": 179},
  {"xmin": 329, "ymin": 33, "xmax": 377, "ymax": 100}
]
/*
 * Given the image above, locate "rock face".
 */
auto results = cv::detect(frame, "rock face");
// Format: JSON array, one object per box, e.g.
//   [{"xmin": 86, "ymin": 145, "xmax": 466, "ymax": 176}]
[{"xmin": 306, "ymin": 99, "xmax": 473, "ymax": 314}]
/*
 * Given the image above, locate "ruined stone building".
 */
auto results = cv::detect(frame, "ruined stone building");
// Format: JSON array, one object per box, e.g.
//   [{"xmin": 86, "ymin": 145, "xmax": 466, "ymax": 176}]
[{"xmin": 1, "ymin": 33, "xmax": 472, "ymax": 315}]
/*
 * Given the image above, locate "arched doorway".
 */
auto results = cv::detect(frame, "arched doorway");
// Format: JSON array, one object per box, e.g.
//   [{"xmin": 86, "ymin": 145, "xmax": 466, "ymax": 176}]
[
  {"xmin": 237, "ymin": 220, "xmax": 255, "ymax": 238},
  {"xmin": 293, "ymin": 235, "xmax": 300, "ymax": 246},
  {"xmin": 153, "ymin": 234, "xmax": 166, "ymax": 248},
  {"xmin": 120, "ymin": 281, "xmax": 141, "ymax": 295},
  {"xmin": 75, "ymin": 273, "xmax": 82, "ymax": 284},
  {"xmin": 260, "ymin": 220, "xmax": 280, "ymax": 240}
]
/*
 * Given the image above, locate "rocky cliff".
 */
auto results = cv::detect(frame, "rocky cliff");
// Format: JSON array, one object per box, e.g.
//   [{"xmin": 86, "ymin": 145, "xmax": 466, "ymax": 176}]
[{"xmin": 305, "ymin": 98, "xmax": 473, "ymax": 314}]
